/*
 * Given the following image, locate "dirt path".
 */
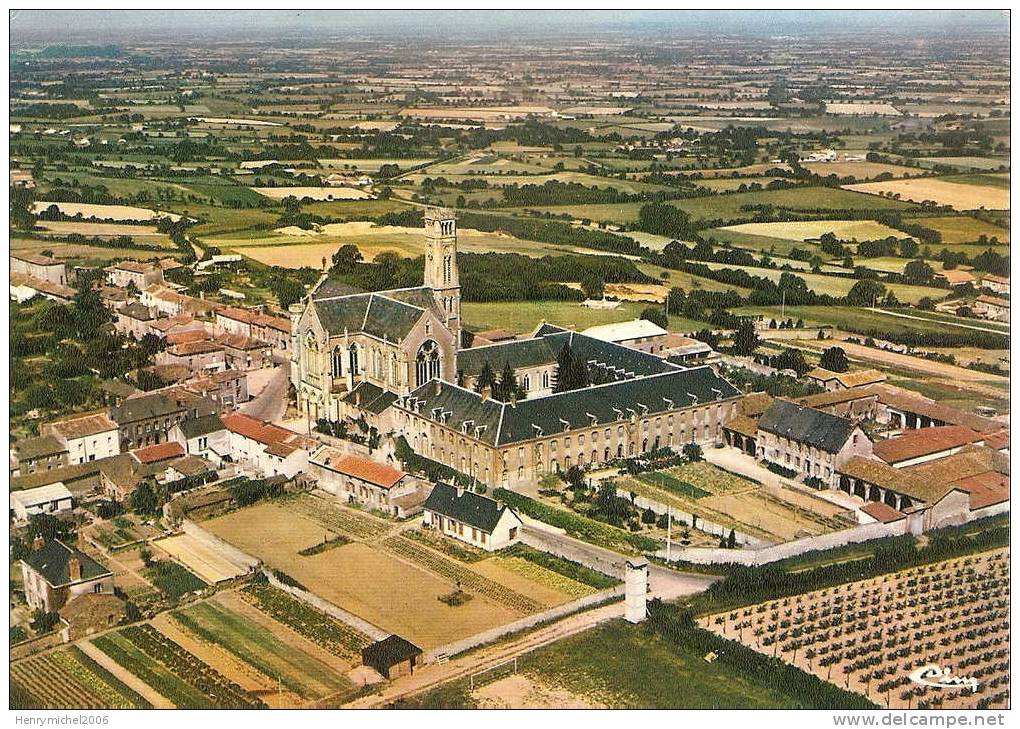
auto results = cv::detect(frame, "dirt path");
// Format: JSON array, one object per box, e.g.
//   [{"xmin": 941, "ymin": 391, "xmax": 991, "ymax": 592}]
[
  {"xmin": 78, "ymin": 640, "xmax": 175, "ymax": 709},
  {"xmin": 341, "ymin": 599, "xmax": 626, "ymax": 708}
]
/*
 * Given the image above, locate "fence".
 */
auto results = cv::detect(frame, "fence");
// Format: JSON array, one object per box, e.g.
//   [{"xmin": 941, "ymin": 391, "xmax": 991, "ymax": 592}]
[
  {"xmin": 262, "ymin": 568, "xmax": 389, "ymax": 642},
  {"xmin": 180, "ymin": 519, "xmax": 259, "ymax": 573}
]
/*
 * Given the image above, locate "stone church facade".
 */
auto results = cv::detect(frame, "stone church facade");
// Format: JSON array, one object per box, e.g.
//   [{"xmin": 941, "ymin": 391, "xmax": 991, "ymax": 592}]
[{"xmin": 290, "ymin": 207, "xmax": 462, "ymax": 423}]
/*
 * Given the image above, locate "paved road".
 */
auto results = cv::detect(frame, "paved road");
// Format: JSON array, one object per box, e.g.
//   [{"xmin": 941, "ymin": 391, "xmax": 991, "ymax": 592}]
[{"xmin": 238, "ymin": 362, "xmax": 289, "ymax": 422}]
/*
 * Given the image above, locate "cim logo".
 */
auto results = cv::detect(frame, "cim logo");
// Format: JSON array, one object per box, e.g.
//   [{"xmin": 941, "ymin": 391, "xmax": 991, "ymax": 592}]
[{"xmin": 908, "ymin": 665, "xmax": 979, "ymax": 693}]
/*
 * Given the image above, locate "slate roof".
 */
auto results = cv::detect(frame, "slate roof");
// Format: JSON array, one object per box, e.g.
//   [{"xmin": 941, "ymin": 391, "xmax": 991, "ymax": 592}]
[
  {"xmin": 362, "ymin": 294, "xmax": 424, "ymax": 341},
  {"xmin": 178, "ymin": 414, "xmax": 226, "ymax": 439},
  {"xmin": 13, "ymin": 435, "xmax": 67, "ymax": 461},
  {"xmin": 22, "ymin": 540, "xmax": 111, "ymax": 587},
  {"xmin": 110, "ymin": 392, "xmax": 184, "ymax": 425},
  {"xmin": 424, "ymin": 482, "xmax": 514, "ymax": 532},
  {"xmin": 400, "ymin": 365, "xmax": 740, "ymax": 447},
  {"xmin": 758, "ymin": 400, "xmax": 856, "ymax": 454},
  {"xmin": 456, "ymin": 337, "xmax": 555, "ymax": 379},
  {"xmin": 545, "ymin": 330, "xmax": 679, "ymax": 377},
  {"xmin": 310, "ymin": 277, "xmax": 364, "ymax": 300},
  {"xmin": 342, "ymin": 381, "xmax": 397, "ymax": 415},
  {"xmin": 118, "ymin": 302, "xmax": 154, "ymax": 321}
]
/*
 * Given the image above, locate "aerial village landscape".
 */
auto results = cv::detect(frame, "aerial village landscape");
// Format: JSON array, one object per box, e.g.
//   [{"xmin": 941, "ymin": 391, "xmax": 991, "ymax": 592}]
[{"xmin": 6, "ymin": 9, "xmax": 1011, "ymax": 713}]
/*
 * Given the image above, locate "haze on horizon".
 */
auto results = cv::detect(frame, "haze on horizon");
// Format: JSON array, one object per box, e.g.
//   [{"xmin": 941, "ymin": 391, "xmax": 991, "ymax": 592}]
[{"xmin": 10, "ymin": 9, "xmax": 1009, "ymax": 45}]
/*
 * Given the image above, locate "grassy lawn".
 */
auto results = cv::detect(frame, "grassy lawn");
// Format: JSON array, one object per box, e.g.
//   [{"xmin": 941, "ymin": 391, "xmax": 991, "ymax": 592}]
[{"xmin": 463, "ymin": 300, "xmax": 711, "ymax": 336}]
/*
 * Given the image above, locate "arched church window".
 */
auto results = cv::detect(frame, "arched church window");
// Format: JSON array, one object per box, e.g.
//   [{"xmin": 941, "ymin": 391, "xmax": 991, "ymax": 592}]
[
  {"xmin": 348, "ymin": 343, "xmax": 359, "ymax": 375},
  {"xmin": 390, "ymin": 353, "xmax": 398, "ymax": 384},
  {"xmin": 415, "ymin": 340, "xmax": 441, "ymax": 388},
  {"xmin": 443, "ymin": 255, "xmax": 451, "ymax": 285},
  {"xmin": 522, "ymin": 374, "xmax": 530, "ymax": 392},
  {"xmin": 331, "ymin": 347, "xmax": 344, "ymax": 378}
]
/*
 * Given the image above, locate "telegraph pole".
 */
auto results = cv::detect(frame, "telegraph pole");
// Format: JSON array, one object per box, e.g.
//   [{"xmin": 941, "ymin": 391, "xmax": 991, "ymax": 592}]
[{"xmin": 666, "ymin": 506, "xmax": 672, "ymax": 562}]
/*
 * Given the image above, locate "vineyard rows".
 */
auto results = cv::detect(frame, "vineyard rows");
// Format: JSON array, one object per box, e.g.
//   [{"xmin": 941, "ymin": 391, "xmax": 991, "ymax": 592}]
[{"xmin": 11, "ymin": 648, "xmax": 148, "ymax": 709}]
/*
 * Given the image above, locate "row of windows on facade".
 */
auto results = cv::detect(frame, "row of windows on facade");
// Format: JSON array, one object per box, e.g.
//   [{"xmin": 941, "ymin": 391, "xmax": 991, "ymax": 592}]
[
  {"xmin": 308, "ymin": 339, "xmax": 443, "ymax": 390},
  {"xmin": 437, "ymin": 515, "xmax": 488, "ymax": 544},
  {"xmin": 761, "ymin": 448, "xmax": 833, "ymax": 478}
]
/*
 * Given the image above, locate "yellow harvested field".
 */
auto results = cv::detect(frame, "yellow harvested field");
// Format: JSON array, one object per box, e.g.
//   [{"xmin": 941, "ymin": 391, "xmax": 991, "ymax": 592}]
[
  {"xmin": 913, "ymin": 216, "xmax": 1010, "ymax": 244},
  {"xmin": 253, "ymin": 186, "xmax": 371, "ymax": 201},
  {"xmin": 152, "ymin": 534, "xmax": 249, "ymax": 584},
  {"xmin": 718, "ymin": 219, "xmax": 903, "ymax": 242},
  {"xmin": 399, "ymin": 105, "xmax": 554, "ymax": 120},
  {"xmin": 824, "ymin": 102, "xmax": 901, "ymax": 115},
  {"xmin": 470, "ymin": 558, "xmax": 583, "ymax": 607},
  {"xmin": 801, "ymin": 161, "xmax": 916, "ymax": 179},
  {"xmin": 35, "ymin": 221, "xmax": 171, "ymax": 244},
  {"xmin": 30, "ymin": 201, "xmax": 184, "ymax": 221},
  {"xmin": 222, "ymin": 221, "xmax": 597, "ymax": 267},
  {"xmin": 844, "ymin": 179, "xmax": 1010, "ymax": 211},
  {"xmin": 204, "ymin": 503, "xmax": 518, "ymax": 649}
]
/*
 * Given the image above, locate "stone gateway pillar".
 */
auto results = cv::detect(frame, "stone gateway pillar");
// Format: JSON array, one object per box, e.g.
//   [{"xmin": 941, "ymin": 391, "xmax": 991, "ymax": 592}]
[{"xmin": 624, "ymin": 557, "xmax": 649, "ymax": 624}]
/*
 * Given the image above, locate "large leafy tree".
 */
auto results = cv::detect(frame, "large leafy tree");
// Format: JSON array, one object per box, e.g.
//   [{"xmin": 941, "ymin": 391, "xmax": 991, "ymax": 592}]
[
  {"xmin": 820, "ymin": 346, "xmax": 850, "ymax": 373},
  {"xmin": 731, "ymin": 318, "xmax": 760, "ymax": 356}
]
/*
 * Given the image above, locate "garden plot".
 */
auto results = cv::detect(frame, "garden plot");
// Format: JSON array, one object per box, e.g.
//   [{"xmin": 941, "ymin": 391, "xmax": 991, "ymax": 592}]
[
  {"xmin": 700, "ymin": 548, "xmax": 1010, "ymax": 710},
  {"xmin": 11, "ymin": 647, "xmax": 152, "ymax": 709}
]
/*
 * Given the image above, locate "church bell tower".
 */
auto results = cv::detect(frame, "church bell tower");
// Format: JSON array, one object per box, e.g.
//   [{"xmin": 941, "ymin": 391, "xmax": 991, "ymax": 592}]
[{"xmin": 424, "ymin": 207, "xmax": 461, "ymax": 349}]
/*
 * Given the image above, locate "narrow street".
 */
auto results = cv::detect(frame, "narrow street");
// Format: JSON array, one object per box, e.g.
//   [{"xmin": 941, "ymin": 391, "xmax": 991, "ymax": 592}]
[{"xmin": 238, "ymin": 362, "xmax": 290, "ymax": 423}]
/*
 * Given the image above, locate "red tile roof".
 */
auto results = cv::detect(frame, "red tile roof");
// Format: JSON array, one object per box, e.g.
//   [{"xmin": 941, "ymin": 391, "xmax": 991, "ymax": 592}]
[
  {"xmin": 221, "ymin": 412, "xmax": 293, "ymax": 446},
  {"xmin": 861, "ymin": 501, "xmax": 906, "ymax": 523},
  {"xmin": 132, "ymin": 441, "xmax": 185, "ymax": 464},
  {"xmin": 951, "ymin": 471, "xmax": 1009, "ymax": 510},
  {"xmin": 331, "ymin": 453, "xmax": 404, "ymax": 489},
  {"xmin": 873, "ymin": 426, "xmax": 985, "ymax": 464}
]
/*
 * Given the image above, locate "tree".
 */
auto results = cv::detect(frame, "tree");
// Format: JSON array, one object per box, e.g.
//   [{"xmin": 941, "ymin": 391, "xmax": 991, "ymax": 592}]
[
  {"xmin": 554, "ymin": 343, "xmax": 588, "ymax": 393},
  {"xmin": 640, "ymin": 306, "xmax": 668, "ymax": 330},
  {"xmin": 28, "ymin": 513, "xmax": 73, "ymax": 543},
  {"xmin": 731, "ymin": 318, "xmax": 760, "ymax": 356},
  {"xmin": 131, "ymin": 481, "xmax": 161, "ymax": 516},
  {"xmin": 636, "ymin": 202, "xmax": 695, "ymax": 239},
  {"xmin": 331, "ymin": 244, "xmax": 363, "ymax": 273},
  {"xmin": 580, "ymin": 276, "xmax": 604, "ymax": 300},
  {"xmin": 727, "ymin": 529, "xmax": 737, "ymax": 548},
  {"xmin": 820, "ymin": 346, "xmax": 850, "ymax": 373},
  {"xmin": 903, "ymin": 259, "xmax": 934, "ymax": 285},
  {"xmin": 474, "ymin": 361, "xmax": 497, "ymax": 394},
  {"xmin": 682, "ymin": 442, "xmax": 704, "ymax": 462},
  {"xmin": 846, "ymin": 279, "xmax": 886, "ymax": 306},
  {"xmin": 496, "ymin": 361, "xmax": 523, "ymax": 402},
  {"xmin": 899, "ymin": 239, "xmax": 919, "ymax": 258}
]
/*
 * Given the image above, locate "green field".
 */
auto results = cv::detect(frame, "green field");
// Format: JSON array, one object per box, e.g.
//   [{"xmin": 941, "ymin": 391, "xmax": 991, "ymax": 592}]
[
  {"xmin": 911, "ymin": 215, "xmax": 1009, "ymax": 244},
  {"xmin": 737, "ymin": 305, "xmax": 1011, "ymax": 339},
  {"xmin": 462, "ymin": 300, "xmax": 707, "ymax": 335},
  {"xmin": 171, "ymin": 600, "xmax": 351, "ymax": 700},
  {"xmin": 406, "ymin": 620, "xmax": 869, "ymax": 709}
]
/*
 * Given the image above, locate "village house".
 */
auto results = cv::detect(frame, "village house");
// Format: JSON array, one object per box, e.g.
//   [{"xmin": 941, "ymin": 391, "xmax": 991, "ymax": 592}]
[
  {"xmin": 309, "ymin": 446, "xmax": 430, "ymax": 517},
  {"xmin": 41, "ymin": 412, "xmax": 121, "ymax": 465},
  {"xmin": 581, "ymin": 319, "xmax": 671, "ymax": 355},
  {"xmin": 10, "ymin": 252, "xmax": 68, "ymax": 286},
  {"xmin": 9, "ymin": 273, "xmax": 76, "ymax": 304},
  {"xmin": 422, "ymin": 482, "xmax": 524, "ymax": 551},
  {"xmin": 10, "ymin": 435, "xmax": 69, "ymax": 477},
  {"xmin": 108, "ymin": 389, "xmax": 220, "ymax": 450},
  {"xmin": 168, "ymin": 414, "xmax": 230, "ymax": 466},
  {"xmin": 10, "ymin": 483, "xmax": 74, "ymax": 523},
  {"xmin": 215, "ymin": 306, "xmax": 291, "ymax": 355},
  {"xmin": 214, "ymin": 332, "xmax": 273, "ymax": 371},
  {"xmin": 21, "ymin": 540, "xmax": 114, "ymax": 613},
  {"xmin": 183, "ymin": 370, "xmax": 248, "ymax": 411},
  {"xmin": 147, "ymin": 314, "xmax": 208, "ymax": 340},
  {"xmin": 105, "ymin": 261, "xmax": 164, "ymax": 290},
  {"xmin": 933, "ymin": 268, "xmax": 975, "ymax": 288},
  {"xmin": 972, "ymin": 294, "xmax": 1010, "ymax": 323},
  {"xmin": 221, "ymin": 412, "xmax": 313, "ymax": 478},
  {"xmin": 156, "ymin": 340, "xmax": 227, "ymax": 375},
  {"xmin": 114, "ymin": 302, "xmax": 157, "ymax": 339},
  {"xmin": 755, "ymin": 400, "xmax": 872, "ymax": 488}
]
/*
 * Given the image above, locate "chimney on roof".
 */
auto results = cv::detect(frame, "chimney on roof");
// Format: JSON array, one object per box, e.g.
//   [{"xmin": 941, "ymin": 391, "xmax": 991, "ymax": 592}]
[
  {"xmin": 480, "ymin": 385, "xmax": 492, "ymax": 401},
  {"xmin": 68, "ymin": 556, "xmax": 82, "ymax": 583},
  {"xmin": 32, "ymin": 535, "xmax": 45, "ymax": 552}
]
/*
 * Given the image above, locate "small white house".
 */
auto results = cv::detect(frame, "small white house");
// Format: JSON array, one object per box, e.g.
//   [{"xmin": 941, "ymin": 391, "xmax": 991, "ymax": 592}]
[
  {"xmin": 421, "ymin": 482, "xmax": 523, "ymax": 551},
  {"xmin": 10, "ymin": 483, "xmax": 74, "ymax": 523},
  {"xmin": 42, "ymin": 413, "xmax": 121, "ymax": 465}
]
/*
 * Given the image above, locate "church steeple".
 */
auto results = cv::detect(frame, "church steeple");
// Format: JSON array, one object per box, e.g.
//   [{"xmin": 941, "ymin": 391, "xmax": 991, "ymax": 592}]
[{"xmin": 424, "ymin": 207, "xmax": 460, "ymax": 348}]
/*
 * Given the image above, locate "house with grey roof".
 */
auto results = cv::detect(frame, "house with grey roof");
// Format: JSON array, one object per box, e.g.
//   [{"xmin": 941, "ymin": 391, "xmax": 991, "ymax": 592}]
[
  {"xmin": 755, "ymin": 399, "xmax": 872, "ymax": 488},
  {"xmin": 21, "ymin": 540, "xmax": 114, "ymax": 613},
  {"xmin": 422, "ymin": 482, "xmax": 523, "ymax": 551}
]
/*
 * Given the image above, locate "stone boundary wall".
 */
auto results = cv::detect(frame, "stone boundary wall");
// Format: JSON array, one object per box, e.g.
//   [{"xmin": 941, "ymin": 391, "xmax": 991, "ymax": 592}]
[
  {"xmin": 661, "ymin": 518, "xmax": 909, "ymax": 566},
  {"xmin": 424, "ymin": 587, "xmax": 624, "ymax": 662}
]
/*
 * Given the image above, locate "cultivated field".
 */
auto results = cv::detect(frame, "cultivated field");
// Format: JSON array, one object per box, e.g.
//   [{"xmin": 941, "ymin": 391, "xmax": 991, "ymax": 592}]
[
  {"xmin": 845, "ymin": 179, "xmax": 1010, "ymax": 211},
  {"xmin": 717, "ymin": 220, "xmax": 904, "ymax": 243},
  {"xmin": 824, "ymin": 102, "xmax": 901, "ymax": 116},
  {"xmin": 11, "ymin": 647, "xmax": 152, "ymax": 709},
  {"xmin": 911, "ymin": 216, "xmax": 1009, "ymax": 244},
  {"xmin": 201, "ymin": 495, "xmax": 590, "ymax": 650},
  {"xmin": 30, "ymin": 202, "xmax": 185, "ymax": 221},
  {"xmin": 700, "ymin": 548, "xmax": 1010, "ymax": 709},
  {"xmin": 801, "ymin": 161, "xmax": 916, "ymax": 179},
  {"xmin": 252, "ymin": 186, "xmax": 371, "ymax": 201},
  {"xmin": 35, "ymin": 220, "xmax": 172, "ymax": 244},
  {"xmin": 153, "ymin": 533, "xmax": 250, "ymax": 583}
]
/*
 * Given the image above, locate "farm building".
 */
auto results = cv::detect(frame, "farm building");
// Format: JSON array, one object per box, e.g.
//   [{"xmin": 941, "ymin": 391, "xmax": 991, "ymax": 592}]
[
  {"xmin": 59, "ymin": 593, "xmax": 127, "ymax": 642},
  {"xmin": 422, "ymin": 482, "xmax": 523, "ymax": 551},
  {"xmin": 933, "ymin": 269, "xmax": 974, "ymax": 288},
  {"xmin": 361, "ymin": 635, "xmax": 423, "ymax": 680},
  {"xmin": 10, "ymin": 483, "xmax": 74, "ymax": 522},
  {"xmin": 755, "ymin": 400, "xmax": 872, "ymax": 488},
  {"xmin": 797, "ymin": 386, "xmax": 880, "ymax": 420},
  {"xmin": 972, "ymin": 295, "xmax": 1010, "ymax": 323},
  {"xmin": 581, "ymin": 318, "xmax": 671, "ymax": 355},
  {"xmin": 873, "ymin": 425, "xmax": 987, "ymax": 467},
  {"xmin": 9, "ymin": 272, "xmax": 76, "ymax": 303},
  {"xmin": 663, "ymin": 334, "xmax": 716, "ymax": 364},
  {"xmin": 806, "ymin": 367, "xmax": 886, "ymax": 391},
  {"xmin": 980, "ymin": 274, "xmax": 1010, "ymax": 296},
  {"xmin": 21, "ymin": 539, "xmax": 114, "ymax": 613},
  {"xmin": 874, "ymin": 386, "xmax": 1002, "ymax": 433}
]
